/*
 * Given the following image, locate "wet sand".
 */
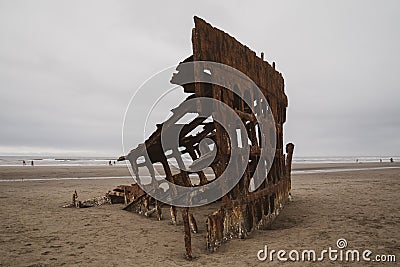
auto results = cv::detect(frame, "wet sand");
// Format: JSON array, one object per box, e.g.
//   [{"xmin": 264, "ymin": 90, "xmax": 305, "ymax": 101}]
[{"xmin": 0, "ymin": 163, "xmax": 399, "ymax": 266}]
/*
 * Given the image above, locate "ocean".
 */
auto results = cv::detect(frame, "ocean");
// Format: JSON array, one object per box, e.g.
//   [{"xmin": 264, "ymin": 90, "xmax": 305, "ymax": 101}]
[
  {"xmin": 292, "ymin": 156, "xmax": 399, "ymax": 164},
  {"xmin": 0, "ymin": 156, "xmax": 122, "ymax": 167},
  {"xmin": 0, "ymin": 155, "xmax": 398, "ymax": 167}
]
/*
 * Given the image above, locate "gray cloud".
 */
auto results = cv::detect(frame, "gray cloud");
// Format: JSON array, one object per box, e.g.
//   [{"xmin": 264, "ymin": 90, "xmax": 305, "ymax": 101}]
[{"xmin": 0, "ymin": 0, "xmax": 399, "ymax": 157}]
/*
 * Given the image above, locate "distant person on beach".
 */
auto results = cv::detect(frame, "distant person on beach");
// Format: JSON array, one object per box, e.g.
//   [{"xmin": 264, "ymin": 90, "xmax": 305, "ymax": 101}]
[
  {"xmin": 390, "ymin": 158, "xmax": 394, "ymax": 163},
  {"xmin": 108, "ymin": 160, "xmax": 112, "ymax": 166},
  {"xmin": 356, "ymin": 159, "xmax": 358, "ymax": 163},
  {"xmin": 31, "ymin": 160, "xmax": 34, "ymax": 166},
  {"xmin": 113, "ymin": 161, "xmax": 116, "ymax": 165},
  {"xmin": 22, "ymin": 160, "xmax": 26, "ymax": 166},
  {"xmin": 380, "ymin": 159, "xmax": 382, "ymax": 163}
]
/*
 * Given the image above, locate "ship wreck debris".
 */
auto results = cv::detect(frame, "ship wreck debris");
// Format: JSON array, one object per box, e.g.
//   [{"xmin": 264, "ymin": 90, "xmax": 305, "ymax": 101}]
[
  {"xmin": 62, "ymin": 190, "xmax": 111, "ymax": 208},
  {"xmin": 117, "ymin": 17, "xmax": 294, "ymax": 259},
  {"xmin": 65, "ymin": 16, "xmax": 294, "ymax": 259}
]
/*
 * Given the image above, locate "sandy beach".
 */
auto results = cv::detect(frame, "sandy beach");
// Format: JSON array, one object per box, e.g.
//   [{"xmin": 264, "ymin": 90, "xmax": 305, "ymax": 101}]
[{"xmin": 0, "ymin": 163, "xmax": 399, "ymax": 266}]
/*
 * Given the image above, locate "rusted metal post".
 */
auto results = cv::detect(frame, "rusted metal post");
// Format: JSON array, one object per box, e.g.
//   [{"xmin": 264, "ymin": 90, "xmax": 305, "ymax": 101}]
[
  {"xmin": 123, "ymin": 187, "xmax": 127, "ymax": 205},
  {"xmin": 155, "ymin": 200, "xmax": 162, "ymax": 221},
  {"xmin": 170, "ymin": 206, "xmax": 177, "ymax": 225},
  {"xmin": 285, "ymin": 143, "xmax": 295, "ymax": 177},
  {"xmin": 73, "ymin": 190, "xmax": 78, "ymax": 207},
  {"xmin": 189, "ymin": 213, "xmax": 198, "ymax": 233},
  {"xmin": 182, "ymin": 208, "xmax": 192, "ymax": 259}
]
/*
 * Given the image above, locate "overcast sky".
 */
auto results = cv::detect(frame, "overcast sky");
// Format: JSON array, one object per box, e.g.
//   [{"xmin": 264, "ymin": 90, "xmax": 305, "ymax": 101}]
[{"xmin": 0, "ymin": 0, "xmax": 399, "ymax": 157}]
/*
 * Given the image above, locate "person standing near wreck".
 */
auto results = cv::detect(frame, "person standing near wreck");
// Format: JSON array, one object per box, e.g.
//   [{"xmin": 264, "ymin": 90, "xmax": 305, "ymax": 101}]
[
  {"xmin": 31, "ymin": 160, "xmax": 34, "ymax": 166},
  {"xmin": 390, "ymin": 158, "xmax": 394, "ymax": 163}
]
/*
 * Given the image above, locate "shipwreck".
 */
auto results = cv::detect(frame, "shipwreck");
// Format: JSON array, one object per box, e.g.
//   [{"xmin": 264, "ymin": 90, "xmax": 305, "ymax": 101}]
[{"xmin": 116, "ymin": 17, "xmax": 294, "ymax": 259}]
